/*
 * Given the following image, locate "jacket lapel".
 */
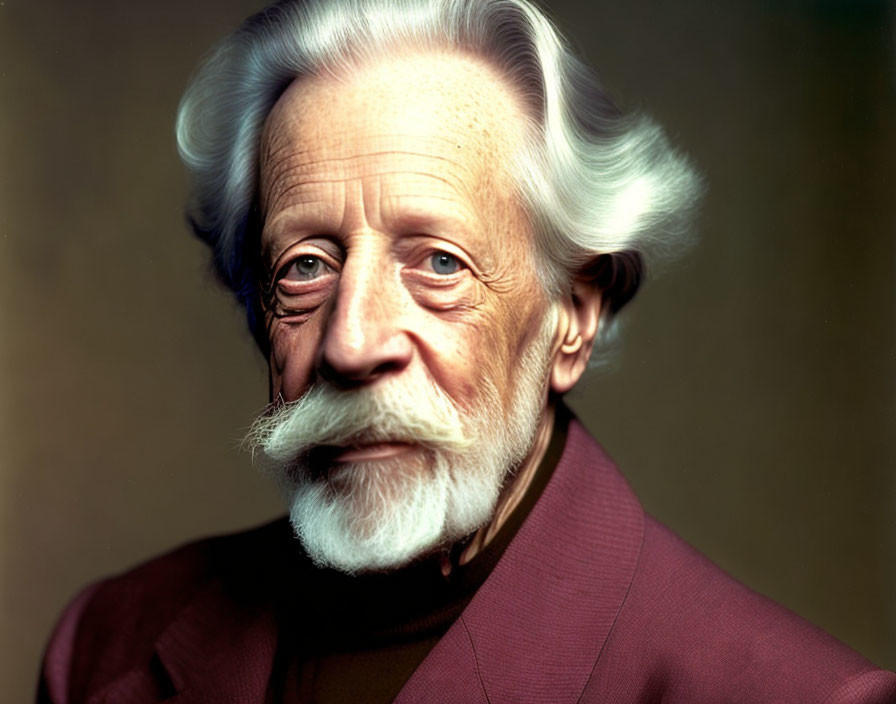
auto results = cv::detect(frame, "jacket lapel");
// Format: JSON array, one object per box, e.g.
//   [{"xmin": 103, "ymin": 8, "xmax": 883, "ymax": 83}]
[
  {"xmin": 93, "ymin": 578, "xmax": 279, "ymax": 704},
  {"xmin": 156, "ymin": 580, "xmax": 278, "ymax": 704},
  {"xmin": 397, "ymin": 419, "xmax": 644, "ymax": 704}
]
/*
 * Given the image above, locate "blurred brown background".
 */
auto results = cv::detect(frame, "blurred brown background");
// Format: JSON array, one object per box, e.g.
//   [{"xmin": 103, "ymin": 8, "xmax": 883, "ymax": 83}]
[{"xmin": 2, "ymin": 0, "xmax": 893, "ymax": 700}]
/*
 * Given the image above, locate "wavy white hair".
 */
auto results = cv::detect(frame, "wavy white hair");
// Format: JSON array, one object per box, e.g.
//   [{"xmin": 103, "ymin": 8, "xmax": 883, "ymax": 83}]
[{"xmin": 176, "ymin": 0, "xmax": 700, "ymax": 350}]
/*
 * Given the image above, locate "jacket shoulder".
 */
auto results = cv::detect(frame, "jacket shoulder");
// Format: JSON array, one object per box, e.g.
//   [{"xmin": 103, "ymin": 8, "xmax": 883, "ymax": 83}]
[
  {"xmin": 38, "ymin": 518, "xmax": 289, "ymax": 703},
  {"xmin": 586, "ymin": 516, "xmax": 896, "ymax": 702}
]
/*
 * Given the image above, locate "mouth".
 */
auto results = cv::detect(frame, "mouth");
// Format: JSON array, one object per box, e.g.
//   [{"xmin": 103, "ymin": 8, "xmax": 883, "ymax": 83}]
[{"xmin": 326, "ymin": 441, "xmax": 416, "ymax": 463}]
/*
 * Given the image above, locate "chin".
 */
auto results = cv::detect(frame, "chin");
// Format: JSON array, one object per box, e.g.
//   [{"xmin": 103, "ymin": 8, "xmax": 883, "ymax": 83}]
[{"xmin": 287, "ymin": 449, "xmax": 503, "ymax": 574}]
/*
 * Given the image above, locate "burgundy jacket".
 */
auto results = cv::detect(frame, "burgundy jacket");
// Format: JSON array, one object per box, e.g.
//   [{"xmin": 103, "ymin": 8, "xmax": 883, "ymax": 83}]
[{"xmin": 39, "ymin": 420, "xmax": 896, "ymax": 703}]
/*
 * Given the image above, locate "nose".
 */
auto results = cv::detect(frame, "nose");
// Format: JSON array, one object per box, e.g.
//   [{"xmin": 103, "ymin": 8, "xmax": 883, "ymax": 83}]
[{"xmin": 316, "ymin": 253, "xmax": 413, "ymax": 387}]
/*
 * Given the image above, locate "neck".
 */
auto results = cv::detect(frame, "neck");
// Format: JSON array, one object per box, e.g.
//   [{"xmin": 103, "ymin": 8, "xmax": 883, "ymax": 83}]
[{"xmin": 448, "ymin": 402, "xmax": 557, "ymax": 572}]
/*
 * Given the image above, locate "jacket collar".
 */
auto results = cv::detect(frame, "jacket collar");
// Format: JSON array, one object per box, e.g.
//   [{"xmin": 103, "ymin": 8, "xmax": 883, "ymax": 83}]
[
  {"xmin": 395, "ymin": 418, "xmax": 645, "ymax": 703},
  {"xmin": 95, "ymin": 417, "xmax": 642, "ymax": 703}
]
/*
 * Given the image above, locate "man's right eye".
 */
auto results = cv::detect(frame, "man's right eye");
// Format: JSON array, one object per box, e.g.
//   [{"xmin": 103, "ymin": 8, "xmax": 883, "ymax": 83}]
[{"xmin": 280, "ymin": 255, "xmax": 327, "ymax": 281}]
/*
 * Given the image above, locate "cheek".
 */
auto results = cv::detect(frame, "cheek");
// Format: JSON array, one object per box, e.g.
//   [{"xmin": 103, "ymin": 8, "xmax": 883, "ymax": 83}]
[
  {"xmin": 482, "ymin": 294, "xmax": 552, "ymax": 403},
  {"xmin": 268, "ymin": 319, "xmax": 321, "ymax": 401},
  {"xmin": 439, "ymin": 337, "xmax": 483, "ymax": 405},
  {"xmin": 428, "ymin": 310, "xmax": 521, "ymax": 411}
]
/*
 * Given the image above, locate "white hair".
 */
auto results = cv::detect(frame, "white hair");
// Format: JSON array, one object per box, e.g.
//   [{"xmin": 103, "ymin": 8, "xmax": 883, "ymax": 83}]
[{"xmin": 176, "ymin": 0, "xmax": 700, "ymax": 348}]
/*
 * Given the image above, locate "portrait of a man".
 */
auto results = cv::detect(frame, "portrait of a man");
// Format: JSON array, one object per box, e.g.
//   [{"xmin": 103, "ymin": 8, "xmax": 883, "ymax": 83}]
[{"xmin": 3, "ymin": 0, "xmax": 894, "ymax": 701}]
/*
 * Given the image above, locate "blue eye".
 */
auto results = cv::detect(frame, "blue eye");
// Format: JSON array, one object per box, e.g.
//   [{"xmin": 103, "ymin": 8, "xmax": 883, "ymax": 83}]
[
  {"xmin": 430, "ymin": 252, "xmax": 460, "ymax": 275},
  {"xmin": 283, "ymin": 255, "xmax": 323, "ymax": 280}
]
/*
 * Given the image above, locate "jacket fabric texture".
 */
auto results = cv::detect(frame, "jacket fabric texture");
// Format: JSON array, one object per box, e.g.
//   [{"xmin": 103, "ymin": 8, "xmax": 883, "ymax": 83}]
[{"xmin": 38, "ymin": 418, "xmax": 896, "ymax": 703}]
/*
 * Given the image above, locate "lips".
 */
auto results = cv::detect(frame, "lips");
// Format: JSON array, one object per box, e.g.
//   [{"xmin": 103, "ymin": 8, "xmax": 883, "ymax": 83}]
[{"xmin": 328, "ymin": 442, "xmax": 416, "ymax": 463}]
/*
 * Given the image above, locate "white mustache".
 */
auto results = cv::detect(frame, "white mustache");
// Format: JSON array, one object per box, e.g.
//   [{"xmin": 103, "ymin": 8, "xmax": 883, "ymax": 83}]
[{"xmin": 246, "ymin": 379, "xmax": 476, "ymax": 465}]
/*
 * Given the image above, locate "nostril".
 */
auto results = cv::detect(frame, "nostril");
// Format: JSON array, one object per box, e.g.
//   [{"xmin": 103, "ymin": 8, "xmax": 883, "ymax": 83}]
[
  {"xmin": 316, "ymin": 359, "xmax": 365, "ymax": 389},
  {"xmin": 316, "ymin": 339, "xmax": 413, "ymax": 388},
  {"xmin": 315, "ymin": 356, "xmax": 369, "ymax": 388}
]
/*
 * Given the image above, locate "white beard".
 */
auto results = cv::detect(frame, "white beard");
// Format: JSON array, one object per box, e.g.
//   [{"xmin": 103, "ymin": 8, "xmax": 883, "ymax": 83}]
[{"xmin": 246, "ymin": 310, "xmax": 556, "ymax": 574}]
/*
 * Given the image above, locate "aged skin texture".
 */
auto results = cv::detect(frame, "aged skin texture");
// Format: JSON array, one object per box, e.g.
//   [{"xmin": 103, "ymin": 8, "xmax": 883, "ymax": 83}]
[{"xmin": 258, "ymin": 51, "xmax": 600, "ymax": 553}]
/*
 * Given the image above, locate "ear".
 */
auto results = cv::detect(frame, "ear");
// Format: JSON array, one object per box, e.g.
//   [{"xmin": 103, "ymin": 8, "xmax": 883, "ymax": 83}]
[{"xmin": 549, "ymin": 276, "xmax": 602, "ymax": 394}]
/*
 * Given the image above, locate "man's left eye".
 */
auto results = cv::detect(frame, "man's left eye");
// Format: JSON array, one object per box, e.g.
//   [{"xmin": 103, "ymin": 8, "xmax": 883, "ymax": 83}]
[{"xmin": 429, "ymin": 252, "xmax": 461, "ymax": 275}]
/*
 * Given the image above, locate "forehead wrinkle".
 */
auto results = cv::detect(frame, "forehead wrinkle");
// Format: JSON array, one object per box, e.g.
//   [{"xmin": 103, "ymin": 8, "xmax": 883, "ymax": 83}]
[
  {"xmin": 383, "ymin": 193, "xmax": 474, "ymax": 208},
  {"xmin": 262, "ymin": 127, "xmax": 476, "ymax": 169},
  {"xmin": 259, "ymin": 130, "xmax": 305, "ymax": 207},
  {"xmin": 260, "ymin": 129, "xmax": 303, "ymax": 173},
  {"xmin": 263, "ymin": 52, "xmax": 531, "ymax": 171},
  {"xmin": 260, "ymin": 124, "xmax": 480, "ymax": 193},
  {"xmin": 265, "ymin": 150, "xmax": 475, "ymax": 197},
  {"xmin": 266, "ymin": 168, "xmax": 475, "ymax": 223},
  {"xmin": 262, "ymin": 145, "xmax": 477, "ymax": 218},
  {"xmin": 275, "ymin": 171, "xmax": 467, "ymax": 196},
  {"xmin": 296, "ymin": 150, "xmax": 474, "ymax": 176}
]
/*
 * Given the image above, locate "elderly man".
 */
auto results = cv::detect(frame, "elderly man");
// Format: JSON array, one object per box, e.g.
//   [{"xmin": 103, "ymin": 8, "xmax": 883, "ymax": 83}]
[{"xmin": 38, "ymin": 0, "xmax": 895, "ymax": 702}]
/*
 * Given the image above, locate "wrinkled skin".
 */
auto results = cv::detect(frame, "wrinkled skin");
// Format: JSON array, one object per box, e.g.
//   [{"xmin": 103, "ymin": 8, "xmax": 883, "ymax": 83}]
[{"xmin": 258, "ymin": 51, "xmax": 600, "ymax": 552}]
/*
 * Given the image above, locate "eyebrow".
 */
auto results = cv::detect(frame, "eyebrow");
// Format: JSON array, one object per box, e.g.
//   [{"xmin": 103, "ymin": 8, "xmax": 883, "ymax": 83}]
[
  {"xmin": 381, "ymin": 200, "xmax": 476, "ymax": 236},
  {"xmin": 260, "ymin": 205, "xmax": 340, "ymax": 264}
]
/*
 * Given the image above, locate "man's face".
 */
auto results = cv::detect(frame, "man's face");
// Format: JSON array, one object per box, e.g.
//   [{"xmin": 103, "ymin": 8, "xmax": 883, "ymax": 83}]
[{"xmin": 252, "ymin": 51, "xmax": 558, "ymax": 572}]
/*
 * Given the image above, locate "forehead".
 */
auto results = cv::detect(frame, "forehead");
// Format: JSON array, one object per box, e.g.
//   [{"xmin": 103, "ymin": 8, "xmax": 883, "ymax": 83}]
[{"xmin": 259, "ymin": 51, "xmax": 531, "ymax": 219}]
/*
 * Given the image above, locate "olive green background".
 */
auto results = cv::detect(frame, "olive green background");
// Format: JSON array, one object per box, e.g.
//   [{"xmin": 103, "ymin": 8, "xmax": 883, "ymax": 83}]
[{"xmin": 2, "ymin": 1, "xmax": 893, "ymax": 700}]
